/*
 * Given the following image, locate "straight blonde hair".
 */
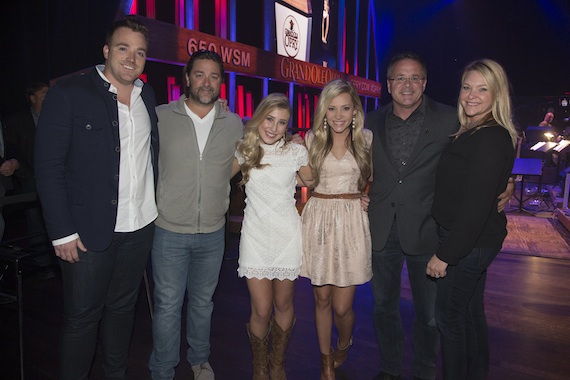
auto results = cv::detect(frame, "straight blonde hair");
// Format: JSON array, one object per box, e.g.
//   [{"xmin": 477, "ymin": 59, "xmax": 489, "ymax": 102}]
[{"xmin": 457, "ymin": 59, "xmax": 518, "ymax": 148}]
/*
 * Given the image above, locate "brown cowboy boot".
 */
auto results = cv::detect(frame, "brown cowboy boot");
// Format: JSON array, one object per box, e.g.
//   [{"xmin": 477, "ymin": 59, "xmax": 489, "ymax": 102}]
[
  {"xmin": 332, "ymin": 336, "xmax": 353, "ymax": 368},
  {"xmin": 320, "ymin": 348, "xmax": 335, "ymax": 380},
  {"xmin": 269, "ymin": 317, "xmax": 295, "ymax": 380},
  {"xmin": 247, "ymin": 323, "xmax": 270, "ymax": 380}
]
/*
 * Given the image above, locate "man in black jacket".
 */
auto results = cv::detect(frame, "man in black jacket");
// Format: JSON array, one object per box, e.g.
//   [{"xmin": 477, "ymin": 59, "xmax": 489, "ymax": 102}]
[
  {"xmin": 366, "ymin": 52, "xmax": 457, "ymax": 380},
  {"xmin": 35, "ymin": 17, "xmax": 159, "ymax": 379}
]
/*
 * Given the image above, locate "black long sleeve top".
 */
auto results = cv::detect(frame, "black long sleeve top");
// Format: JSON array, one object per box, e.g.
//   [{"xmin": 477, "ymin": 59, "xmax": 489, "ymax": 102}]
[{"xmin": 432, "ymin": 123, "xmax": 515, "ymax": 265}]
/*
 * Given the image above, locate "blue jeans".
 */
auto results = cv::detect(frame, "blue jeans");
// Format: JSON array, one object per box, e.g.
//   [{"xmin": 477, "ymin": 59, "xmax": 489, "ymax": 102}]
[
  {"xmin": 149, "ymin": 226, "xmax": 225, "ymax": 380},
  {"xmin": 59, "ymin": 223, "xmax": 154, "ymax": 380},
  {"xmin": 371, "ymin": 220, "xmax": 439, "ymax": 379},
  {"xmin": 435, "ymin": 245, "xmax": 500, "ymax": 380}
]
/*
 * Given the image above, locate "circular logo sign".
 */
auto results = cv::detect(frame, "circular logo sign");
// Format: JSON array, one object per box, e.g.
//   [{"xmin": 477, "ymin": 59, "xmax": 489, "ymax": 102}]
[{"xmin": 283, "ymin": 15, "xmax": 300, "ymax": 58}]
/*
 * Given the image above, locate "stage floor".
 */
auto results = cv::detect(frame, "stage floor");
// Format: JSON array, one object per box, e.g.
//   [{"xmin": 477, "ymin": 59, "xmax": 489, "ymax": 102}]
[{"xmin": 2, "ymin": 230, "xmax": 570, "ymax": 379}]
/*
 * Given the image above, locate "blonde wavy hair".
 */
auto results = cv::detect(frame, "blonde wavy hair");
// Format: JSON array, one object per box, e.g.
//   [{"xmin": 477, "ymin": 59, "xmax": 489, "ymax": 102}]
[
  {"xmin": 236, "ymin": 93, "xmax": 291, "ymax": 186},
  {"xmin": 308, "ymin": 79, "xmax": 371, "ymax": 190},
  {"xmin": 457, "ymin": 59, "xmax": 518, "ymax": 148}
]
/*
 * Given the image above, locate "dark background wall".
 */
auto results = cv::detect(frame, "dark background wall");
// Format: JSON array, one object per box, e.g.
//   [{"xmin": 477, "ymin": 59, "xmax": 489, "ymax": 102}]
[
  {"xmin": 1, "ymin": 0, "xmax": 569, "ymax": 127},
  {"xmin": 374, "ymin": 0, "xmax": 569, "ymax": 102},
  {"xmin": 0, "ymin": 0, "xmax": 121, "ymax": 119}
]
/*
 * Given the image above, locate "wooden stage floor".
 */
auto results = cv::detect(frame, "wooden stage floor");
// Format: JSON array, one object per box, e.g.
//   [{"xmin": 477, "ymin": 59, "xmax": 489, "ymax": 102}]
[{"xmin": 1, "ymin": 232, "xmax": 570, "ymax": 380}]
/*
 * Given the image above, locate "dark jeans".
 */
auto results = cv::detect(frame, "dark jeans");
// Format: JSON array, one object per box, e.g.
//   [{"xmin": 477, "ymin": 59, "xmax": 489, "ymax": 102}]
[
  {"xmin": 371, "ymin": 220, "xmax": 439, "ymax": 379},
  {"xmin": 59, "ymin": 223, "xmax": 154, "ymax": 380},
  {"xmin": 435, "ymin": 244, "xmax": 500, "ymax": 380}
]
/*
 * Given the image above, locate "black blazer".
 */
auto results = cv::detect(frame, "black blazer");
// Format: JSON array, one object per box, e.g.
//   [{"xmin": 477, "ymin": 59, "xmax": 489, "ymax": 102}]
[
  {"xmin": 365, "ymin": 96, "xmax": 458, "ymax": 255},
  {"xmin": 35, "ymin": 68, "xmax": 159, "ymax": 251}
]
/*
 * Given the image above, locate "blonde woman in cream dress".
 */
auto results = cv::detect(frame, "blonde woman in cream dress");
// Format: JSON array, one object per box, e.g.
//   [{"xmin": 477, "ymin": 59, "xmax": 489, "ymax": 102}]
[{"xmin": 300, "ymin": 79, "xmax": 372, "ymax": 380}]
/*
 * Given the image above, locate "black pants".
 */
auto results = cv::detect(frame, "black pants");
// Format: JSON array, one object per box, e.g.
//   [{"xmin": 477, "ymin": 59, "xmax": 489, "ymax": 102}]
[{"xmin": 59, "ymin": 223, "xmax": 154, "ymax": 380}]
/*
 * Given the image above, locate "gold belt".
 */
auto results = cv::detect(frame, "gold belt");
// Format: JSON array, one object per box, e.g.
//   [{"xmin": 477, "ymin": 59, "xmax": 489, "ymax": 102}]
[{"xmin": 311, "ymin": 192, "xmax": 361, "ymax": 199}]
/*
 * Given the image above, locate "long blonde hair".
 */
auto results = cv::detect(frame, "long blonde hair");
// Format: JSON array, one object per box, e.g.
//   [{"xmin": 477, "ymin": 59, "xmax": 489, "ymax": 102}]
[
  {"xmin": 457, "ymin": 59, "xmax": 518, "ymax": 148},
  {"xmin": 236, "ymin": 93, "xmax": 291, "ymax": 186},
  {"xmin": 308, "ymin": 79, "xmax": 370, "ymax": 190}
]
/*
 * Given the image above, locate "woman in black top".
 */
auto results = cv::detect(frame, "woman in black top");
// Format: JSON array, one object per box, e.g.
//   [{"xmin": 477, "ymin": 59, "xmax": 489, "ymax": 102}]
[{"xmin": 426, "ymin": 59, "xmax": 517, "ymax": 380}]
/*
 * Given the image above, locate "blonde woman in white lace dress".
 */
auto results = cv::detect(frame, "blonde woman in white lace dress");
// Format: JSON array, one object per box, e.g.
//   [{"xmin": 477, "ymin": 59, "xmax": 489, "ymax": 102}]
[
  {"xmin": 300, "ymin": 79, "xmax": 372, "ymax": 380},
  {"xmin": 231, "ymin": 93, "xmax": 313, "ymax": 380}
]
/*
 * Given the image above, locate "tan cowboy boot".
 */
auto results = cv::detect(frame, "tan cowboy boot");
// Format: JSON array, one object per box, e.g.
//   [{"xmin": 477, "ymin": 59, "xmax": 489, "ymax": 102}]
[
  {"xmin": 247, "ymin": 323, "xmax": 270, "ymax": 380},
  {"xmin": 269, "ymin": 317, "xmax": 295, "ymax": 380}
]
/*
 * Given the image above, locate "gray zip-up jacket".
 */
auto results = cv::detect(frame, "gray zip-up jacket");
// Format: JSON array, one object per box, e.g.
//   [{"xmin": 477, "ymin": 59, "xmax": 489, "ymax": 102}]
[{"xmin": 155, "ymin": 96, "xmax": 243, "ymax": 234}]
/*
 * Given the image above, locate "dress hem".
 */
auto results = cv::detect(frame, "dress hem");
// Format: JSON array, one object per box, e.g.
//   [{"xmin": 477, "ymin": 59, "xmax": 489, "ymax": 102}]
[{"xmin": 299, "ymin": 275, "xmax": 372, "ymax": 287}]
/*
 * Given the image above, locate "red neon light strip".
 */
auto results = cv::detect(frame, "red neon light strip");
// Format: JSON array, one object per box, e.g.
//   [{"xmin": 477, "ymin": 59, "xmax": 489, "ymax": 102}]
[
  {"xmin": 166, "ymin": 76, "xmax": 176, "ymax": 103},
  {"xmin": 175, "ymin": 0, "xmax": 184, "ymax": 27},
  {"xmin": 343, "ymin": 8, "xmax": 347, "ymax": 73},
  {"xmin": 194, "ymin": 0, "xmax": 200, "ymax": 30},
  {"xmin": 304, "ymin": 93, "xmax": 310, "ymax": 131},
  {"xmin": 218, "ymin": 0, "xmax": 228, "ymax": 38},
  {"xmin": 237, "ymin": 85, "xmax": 244, "ymax": 118},
  {"xmin": 246, "ymin": 92, "xmax": 253, "ymax": 118},
  {"xmin": 297, "ymin": 93, "xmax": 303, "ymax": 131},
  {"xmin": 146, "ymin": 0, "xmax": 155, "ymax": 18}
]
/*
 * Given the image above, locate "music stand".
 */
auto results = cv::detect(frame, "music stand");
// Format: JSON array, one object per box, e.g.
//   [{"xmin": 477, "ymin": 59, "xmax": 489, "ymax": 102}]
[
  {"xmin": 525, "ymin": 126, "xmax": 555, "ymax": 144},
  {"xmin": 510, "ymin": 158, "xmax": 543, "ymax": 213},
  {"xmin": 530, "ymin": 141, "xmax": 557, "ymax": 152},
  {"xmin": 553, "ymin": 140, "xmax": 570, "ymax": 152}
]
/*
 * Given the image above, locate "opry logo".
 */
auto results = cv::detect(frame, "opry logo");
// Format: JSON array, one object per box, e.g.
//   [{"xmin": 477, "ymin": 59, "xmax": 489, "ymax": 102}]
[{"xmin": 283, "ymin": 15, "xmax": 300, "ymax": 58}]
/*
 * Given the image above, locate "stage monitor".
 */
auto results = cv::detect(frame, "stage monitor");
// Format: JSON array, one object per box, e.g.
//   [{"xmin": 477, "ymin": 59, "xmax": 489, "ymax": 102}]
[{"xmin": 525, "ymin": 126, "xmax": 556, "ymax": 144}]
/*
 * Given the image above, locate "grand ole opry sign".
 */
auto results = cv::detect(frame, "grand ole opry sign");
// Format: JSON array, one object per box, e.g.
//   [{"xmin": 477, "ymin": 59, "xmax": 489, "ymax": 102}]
[{"xmin": 144, "ymin": 17, "xmax": 381, "ymax": 98}]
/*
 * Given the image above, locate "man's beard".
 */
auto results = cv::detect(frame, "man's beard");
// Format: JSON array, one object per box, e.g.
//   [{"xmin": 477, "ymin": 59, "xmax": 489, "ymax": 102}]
[{"xmin": 189, "ymin": 87, "xmax": 219, "ymax": 105}]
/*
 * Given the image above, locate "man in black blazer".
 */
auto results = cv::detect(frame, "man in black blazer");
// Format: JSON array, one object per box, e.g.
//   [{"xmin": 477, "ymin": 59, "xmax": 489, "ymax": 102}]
[
  {"xmin": 35, "ymin": 16, "xmax": 159, "ymax": 379},
  {"xmin": 366, "ymin": 52, "xmax": 457, "ymax": 380}
]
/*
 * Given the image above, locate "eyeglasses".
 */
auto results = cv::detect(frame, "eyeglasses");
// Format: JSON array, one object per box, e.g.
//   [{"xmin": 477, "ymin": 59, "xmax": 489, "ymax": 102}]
[{"xmin": 388, "ymin": 76, "xmax": 426, "ymax": 84}]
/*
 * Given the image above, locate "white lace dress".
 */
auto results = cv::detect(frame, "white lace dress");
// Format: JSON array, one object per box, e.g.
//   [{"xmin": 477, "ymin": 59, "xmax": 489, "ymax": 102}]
[{"xmin": 236, "ymin": 141, "xmax": 308, "ymax": 280}]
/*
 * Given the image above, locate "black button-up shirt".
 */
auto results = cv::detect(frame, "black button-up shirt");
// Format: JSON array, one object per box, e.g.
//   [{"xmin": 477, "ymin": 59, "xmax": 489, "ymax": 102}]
[{"xmin": 386, "ymin": 100, "xmax": 426, "ymax": 172}]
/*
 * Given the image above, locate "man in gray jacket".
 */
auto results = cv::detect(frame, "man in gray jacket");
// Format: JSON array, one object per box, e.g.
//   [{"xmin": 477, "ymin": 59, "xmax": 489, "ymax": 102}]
[{"xmin": 148, "ymin": 50, "xmax": 243, "ymax": 380}]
